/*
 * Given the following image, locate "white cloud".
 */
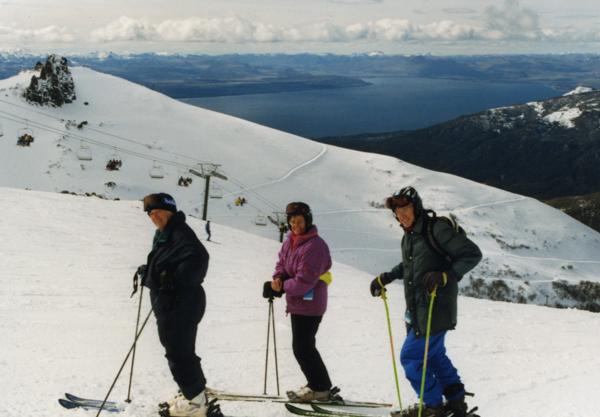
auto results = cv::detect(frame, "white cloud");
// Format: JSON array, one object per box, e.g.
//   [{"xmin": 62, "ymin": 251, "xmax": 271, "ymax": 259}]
[
  {"xmin": 328, "ymin": 0, "xmax": 382, "ymax": 4},
  {"xmin": 484, "ymin": 0, "xmax": 544, "ymax": 40},
  {"xmin": 442, "ymin": 8, "xmax": 477, "ymax": 15},
  {"xmin": 11, "ymin": 0, "xmax": 598, "ymax": 50},
  {"xmin": 0, "ymin": 24, "xmax": 75, "ymax": 43}
]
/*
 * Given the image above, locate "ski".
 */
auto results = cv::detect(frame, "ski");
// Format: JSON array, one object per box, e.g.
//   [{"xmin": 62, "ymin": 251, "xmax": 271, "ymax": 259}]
[
  {"xmin": 307, "ymin": 404, "xmax": 481, "ymax": 417},
  {"xmin": 286, "ymin": 403, "xmax": 375, "ymax": 417},
  {"xmin": 65, "ymin": 393, "xmax": 120, "ymax": 408},
  {"xmin": 448, "ymin": 406, "xmax": 480, "ymax": 417},
  {"xmin": 206, "ymin": 387, "xmax": 391, "ymax": 408},
  {"xmin": 58, "ymin": 398, "xmax": 124, "ymax": 413},
  {"xmin": 310, "ymin": 404, "xmax": 381, "ymax": 416}
]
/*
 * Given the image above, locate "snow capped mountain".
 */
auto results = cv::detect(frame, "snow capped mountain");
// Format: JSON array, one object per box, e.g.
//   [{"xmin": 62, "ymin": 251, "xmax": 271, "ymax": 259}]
[{"xmin": 0, "ymin": 63, "xmax": 599, "ymax": 309}]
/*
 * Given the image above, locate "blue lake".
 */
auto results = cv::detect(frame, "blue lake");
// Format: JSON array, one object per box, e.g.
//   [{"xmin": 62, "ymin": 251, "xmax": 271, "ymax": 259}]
[{"xmin": 180, "ymin": 78, "xmax": 565, "ymax": 139}]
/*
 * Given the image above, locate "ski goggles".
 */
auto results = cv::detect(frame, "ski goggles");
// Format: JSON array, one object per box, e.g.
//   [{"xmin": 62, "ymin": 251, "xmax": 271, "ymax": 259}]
[
  {"xmin": 143, "ymin": 194, "xmax": 176, "ymax": 213},
  {"xmin": 385, "ymin": 193, "xmax": 411, "ymax": 210},
  {"xmin": 285, "ymin": 202, "xmax": 311, "ymax": 216}
]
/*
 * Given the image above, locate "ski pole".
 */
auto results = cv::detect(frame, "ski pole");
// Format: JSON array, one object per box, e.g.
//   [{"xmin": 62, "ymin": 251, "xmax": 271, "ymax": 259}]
[
  {"xmin": 263, "ymin": 295, "xmax": 281, "ymax": 395},
  {"xmin": 263, "ymin": 296, "xmax": 273, "ymax": 395},
  {"xmin": 95, "ymin": 290, "xmax": 162, "ymax": 417},
  {"xmin": 379, "ymin": 276, "xmax": 402, "ymax": 410},
  {"xmin": 126, "ymin": 285, "xmax": 144, "ymax": 403},
  {"xmin": 418, "ymin": 286, "xmax": 437, "ymax": 417},
  {"xmin": 271, "ymin": 298, "xmax": 280, "ymax": 396}
]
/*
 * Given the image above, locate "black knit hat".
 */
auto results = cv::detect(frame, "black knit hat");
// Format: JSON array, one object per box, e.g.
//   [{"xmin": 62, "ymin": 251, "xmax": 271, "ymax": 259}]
[{"xmin": 143, "ymin": 193, "xmax": 177, "ymax": 214}]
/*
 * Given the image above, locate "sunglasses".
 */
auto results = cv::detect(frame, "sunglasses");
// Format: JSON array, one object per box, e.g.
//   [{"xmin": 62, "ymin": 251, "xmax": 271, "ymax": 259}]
[{"xmin": 286, "ymin": 202, "xmax": 310, "ymax": 215}]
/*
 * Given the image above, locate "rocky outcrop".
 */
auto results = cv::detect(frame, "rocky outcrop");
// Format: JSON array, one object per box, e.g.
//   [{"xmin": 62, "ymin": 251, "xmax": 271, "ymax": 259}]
[{"xmin": 26, "ymin": 55, "xmax": 76, "ymax": 107}]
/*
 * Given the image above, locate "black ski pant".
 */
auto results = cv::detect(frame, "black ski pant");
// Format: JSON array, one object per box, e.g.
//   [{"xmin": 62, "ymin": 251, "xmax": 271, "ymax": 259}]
[
  {"xmin": 290, "ymin": 314, "xmax": 332, "ymax": 392},
  {"xmin": 151, "ymin": 287, "xmax": 207, "ymax": 400}
]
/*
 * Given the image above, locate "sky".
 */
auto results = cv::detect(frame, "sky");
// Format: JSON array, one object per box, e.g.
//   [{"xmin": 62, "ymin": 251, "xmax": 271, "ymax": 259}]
[{"xmin": 1, "ymin": 0, "xmax": 599, "ymax": 56}]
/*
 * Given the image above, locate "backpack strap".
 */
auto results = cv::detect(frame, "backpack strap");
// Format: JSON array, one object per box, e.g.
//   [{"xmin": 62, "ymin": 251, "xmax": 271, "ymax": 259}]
[{"xmin": 422, "ymin": 210, "xmax": 454, "ymax": 264}]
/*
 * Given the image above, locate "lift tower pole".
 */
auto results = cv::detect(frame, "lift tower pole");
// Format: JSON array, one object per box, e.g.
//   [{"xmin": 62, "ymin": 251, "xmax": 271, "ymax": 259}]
[{"xmin": 189, "ymin": 164, "xmax": 228, "ymax": 221}]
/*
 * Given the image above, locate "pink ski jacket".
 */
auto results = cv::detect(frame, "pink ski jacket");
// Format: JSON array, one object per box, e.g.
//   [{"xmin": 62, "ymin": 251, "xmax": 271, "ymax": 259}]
[{"xmin": 273, "ymin": 225, "xmax": 332, "ymax": 316}]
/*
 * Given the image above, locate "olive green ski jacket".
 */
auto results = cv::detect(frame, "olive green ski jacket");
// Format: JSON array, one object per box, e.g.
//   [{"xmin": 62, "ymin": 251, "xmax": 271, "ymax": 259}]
[{"xmin": 388, "ymin": 214, "xmax": 482, "ymax": 339}]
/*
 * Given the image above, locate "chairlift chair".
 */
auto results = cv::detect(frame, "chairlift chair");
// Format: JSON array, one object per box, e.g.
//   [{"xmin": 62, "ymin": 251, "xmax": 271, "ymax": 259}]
[
  {"xmin": 0, "ymin": 123, "xmax": 4, "ymax": 137},
  {"xmin": 76, "ymin": 141, "xmax": 93, "ymax": 161},
  {"xmin": 17, "ymin": 120, "xmax": 35, "ymax": 145},
  {"xmin": 177, "ymin": 169, "xmax": 193, "ymax": 186},
  {"xmin": 106, "ymin": 148, "xmax": 122, "ymax": 163},
  {"xmin": 106, "ymin": 148, "xmax": 123, "ymax": 171},
  {"xmin": 149, "ymin": 161, "xmax": 164, "ymax": 179},
  {"xmin": 254, "ymin": 212, "xmax": 268, "ymax": 226},
  {"xmin": 210, "ymin": 183, "xmax": 222, "ymax": 199}
]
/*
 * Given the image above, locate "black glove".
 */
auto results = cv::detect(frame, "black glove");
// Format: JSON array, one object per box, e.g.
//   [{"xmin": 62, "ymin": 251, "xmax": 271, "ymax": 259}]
[
  {"xmin": 263, "ymin": 281, "xmax": 283, "ymax": 299},
  {"xmin": 159, "ymin": 270, "xmax": 175, "ymax": 290},
  {"xmin": 422, "ymin": 271, "xmax": 448, "ymax": 293},
  {"xmin": 370, "ymin": 272, "xmax": 394, "ymax": 297}
]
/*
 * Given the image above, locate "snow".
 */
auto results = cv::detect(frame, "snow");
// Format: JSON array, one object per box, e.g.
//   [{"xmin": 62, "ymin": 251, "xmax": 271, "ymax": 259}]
[
  {"xmin": 1, "ymin": 66, "xmax": 599, "ymax": 309},
  {"xmin": 526, "ymin": 101, "xmax": 545, "ymax": 117},
  {"xmin": 1, "ymin": 64, "xmax": 600, "ymax": 416},
  {"xmin": 543, "ymin": 107, "xmax": 582, "ymax": 129},
  {"xmin": 1, "ymin": 186, "xmax": 600, "ymax": 417},
  {"xmin": 563, "ymin": 86, "xmax": 595, "ymax": 96}
]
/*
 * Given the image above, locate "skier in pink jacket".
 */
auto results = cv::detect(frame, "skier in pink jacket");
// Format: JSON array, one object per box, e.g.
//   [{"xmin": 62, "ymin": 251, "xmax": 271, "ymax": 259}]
[{"xmin": 269, "ymin": 202, "xmax": 334, "ymax": 402}]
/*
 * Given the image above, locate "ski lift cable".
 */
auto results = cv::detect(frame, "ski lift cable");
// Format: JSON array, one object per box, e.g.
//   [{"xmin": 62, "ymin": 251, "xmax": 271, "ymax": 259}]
[
  {"xmin": 0, "ymin": 111, "xmax": 193, "ymax": 171},
  {"xmin": 0, "ymin": 107, "xmax": 286, "ymax": 213},
  {"xmin": 0, "ymin": 111, "xmax": 284, "ymax": 212},
  {"xmin": 0, "ymin": 107, "xmax": 283, "ymax": 211},
  {"xmin": 0, "ymin": 99, "xmax": 213, "ymax": 166}
]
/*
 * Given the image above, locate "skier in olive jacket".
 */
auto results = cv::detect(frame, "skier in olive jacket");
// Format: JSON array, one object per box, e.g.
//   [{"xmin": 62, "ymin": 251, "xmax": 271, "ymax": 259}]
[{"xmin": 370, "ymin": 187, "xmax": 482, "ymax": 417}]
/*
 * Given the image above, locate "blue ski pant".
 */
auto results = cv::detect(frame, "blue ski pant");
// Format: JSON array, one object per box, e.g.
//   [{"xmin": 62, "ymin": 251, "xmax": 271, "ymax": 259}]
[{"xmin": 400, "ymin": 330, "xmax": 464, "ymax": 407}]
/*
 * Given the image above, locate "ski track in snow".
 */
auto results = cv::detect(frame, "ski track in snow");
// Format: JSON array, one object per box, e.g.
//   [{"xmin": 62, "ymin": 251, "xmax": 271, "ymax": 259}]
[{"xmin": 221, "ymin": 144, "xmax": 327, "ymax": 198}]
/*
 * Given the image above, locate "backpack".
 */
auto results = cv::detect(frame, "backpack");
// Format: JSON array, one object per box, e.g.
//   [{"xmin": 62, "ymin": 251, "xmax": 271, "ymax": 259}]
[{"xmin": 421, "ymin": 209, "xmax": 466, "ymax": 263}]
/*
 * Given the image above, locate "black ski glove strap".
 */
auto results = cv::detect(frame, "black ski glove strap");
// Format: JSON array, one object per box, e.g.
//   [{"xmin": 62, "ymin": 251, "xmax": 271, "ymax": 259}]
[{"xmin": 131, "ymin": 264, "xmax": 147, "ymax": 298}]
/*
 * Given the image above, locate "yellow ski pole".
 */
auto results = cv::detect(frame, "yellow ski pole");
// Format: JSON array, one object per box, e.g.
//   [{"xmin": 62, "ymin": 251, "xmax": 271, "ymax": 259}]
[
  {"xmin": 379, "ymin": 276, "xmax": 402, "ymax": 410},
  {"xmin": 418, "ymin": 286, "xmax": 437, "ymax": 417}
]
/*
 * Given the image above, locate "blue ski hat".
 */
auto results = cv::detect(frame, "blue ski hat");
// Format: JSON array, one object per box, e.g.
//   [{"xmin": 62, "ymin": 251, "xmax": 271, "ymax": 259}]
[{"xmin": 143, "ymin": 193, "xmax": 177, "ymax": 214}]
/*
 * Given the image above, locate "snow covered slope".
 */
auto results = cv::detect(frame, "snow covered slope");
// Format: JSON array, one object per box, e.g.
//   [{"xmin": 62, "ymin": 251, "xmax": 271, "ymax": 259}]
[
  {"xmin": 0, "ymin": 66, "xmax": 599, "ymax": 307},
  {"xmin": 1, "ymin": 187, "xmax": 598, "ymax": 417}
]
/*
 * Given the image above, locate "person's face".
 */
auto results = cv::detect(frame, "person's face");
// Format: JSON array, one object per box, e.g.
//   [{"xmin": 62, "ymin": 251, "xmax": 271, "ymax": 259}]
[
  {"xmin": 289, "ymin": 215, "xmax": 306, "ymax": 236},
  {"xmin": 395, "ymin": 203, "xmax": 415, "ymax": 228},
  {"xmin": 149, "ymin": 209, "xmax": 174, "ymax": 231}
]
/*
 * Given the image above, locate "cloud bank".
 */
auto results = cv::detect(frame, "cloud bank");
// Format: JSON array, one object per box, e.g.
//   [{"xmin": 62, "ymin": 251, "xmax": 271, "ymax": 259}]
[
  {"xmin": 0, "ymin": 24, "xmax": 74, "ymax": 44},
  {"xmin": 0, "ymin": 1, "xmax": 597, "ymax": 47}
]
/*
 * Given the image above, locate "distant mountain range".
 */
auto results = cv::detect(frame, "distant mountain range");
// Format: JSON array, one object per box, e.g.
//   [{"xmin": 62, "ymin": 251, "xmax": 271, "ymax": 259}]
[{"xmin": 3, "ymin": 52, "xmax": 600, "ymax": 98}]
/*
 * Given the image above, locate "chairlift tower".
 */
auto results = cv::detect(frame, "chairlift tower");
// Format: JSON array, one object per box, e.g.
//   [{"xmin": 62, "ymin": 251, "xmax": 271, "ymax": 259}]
[
  {"xmin": 268, "ymin": 212, "xmax": 288, "ymax": 242},
  {"xmin": 189, "ymin": 163, "xmax": 228, "ymax": 221}
]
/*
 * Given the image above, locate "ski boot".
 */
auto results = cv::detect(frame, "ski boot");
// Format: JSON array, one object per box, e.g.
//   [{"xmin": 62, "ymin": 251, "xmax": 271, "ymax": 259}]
[
  {"xmin": 159, "ymin": 391, "xmax": 184, "ymax": 411},
  {"xmin": 443, "ymin": 384, "xmax": 475, "ymax": 417},
  {"xmin": 287, "ymin": 385, "xmax": 339, "ymax": 402},
  {"xmin": 391, "ymin": 402, "xmax": 444, "ymax": 417},
  {"xmin": 159, "ymin": 390, "xmax": 224, "ymax": 417}
]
